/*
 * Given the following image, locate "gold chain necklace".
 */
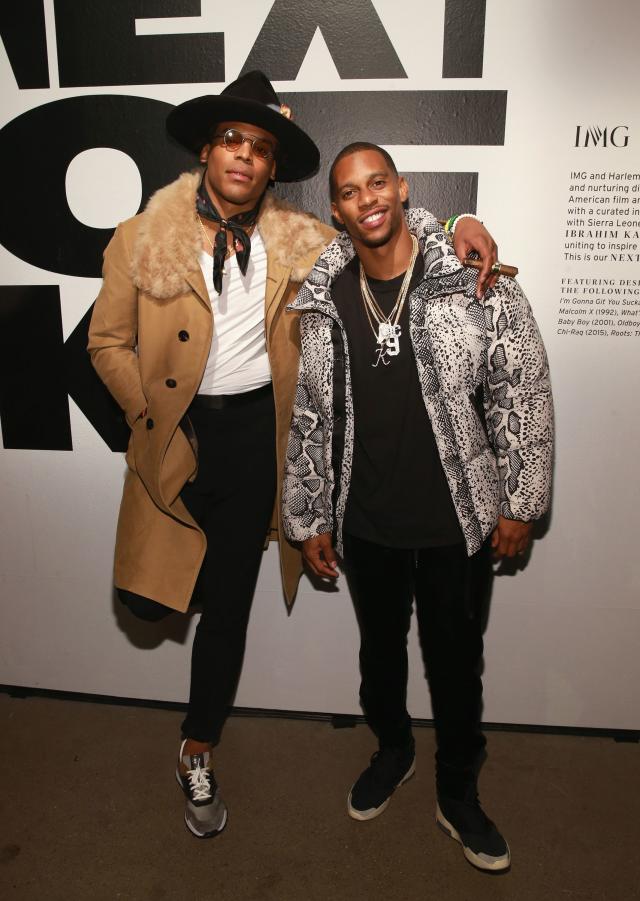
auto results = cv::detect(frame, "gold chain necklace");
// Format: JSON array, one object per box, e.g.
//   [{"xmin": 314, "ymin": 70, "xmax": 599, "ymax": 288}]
[
  {"xmin": 359, "ymin": 234, "xmax": 419, "ymax": 367},
  {"xmin": 197, "ymin": 215, "xmax": 216, "ymax": 253},
  {"xmin": 197, "ymin": 216, "xmax": 255, "ymax": 265}
]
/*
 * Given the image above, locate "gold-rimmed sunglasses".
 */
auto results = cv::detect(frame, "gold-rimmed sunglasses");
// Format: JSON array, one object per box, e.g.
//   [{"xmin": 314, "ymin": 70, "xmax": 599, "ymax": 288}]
[{"xmin": 212, "ymin": 128, "xmax": 276, "ymax": 161}]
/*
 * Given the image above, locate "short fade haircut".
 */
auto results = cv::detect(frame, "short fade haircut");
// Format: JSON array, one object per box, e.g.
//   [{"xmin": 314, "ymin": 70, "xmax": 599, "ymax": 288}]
[{"xmin": 329, "ymin": 142, "xmax": 398, "ymax": 200}]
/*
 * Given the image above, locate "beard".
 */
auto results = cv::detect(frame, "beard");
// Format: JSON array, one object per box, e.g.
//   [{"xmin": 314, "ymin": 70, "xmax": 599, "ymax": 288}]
[{"xmin": 354, "ymin": 230, "xmax": 393, "ymax": 249}]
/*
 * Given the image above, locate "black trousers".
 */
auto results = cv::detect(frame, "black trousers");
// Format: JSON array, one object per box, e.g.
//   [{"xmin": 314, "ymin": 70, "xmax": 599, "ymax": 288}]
[
  {"xmin": 119, "ymin": 388, "xmax": 276, "ymax": 744},
  {"xmin": 343, "ymin": 533, "xmax": 492, "ymax": 773}
]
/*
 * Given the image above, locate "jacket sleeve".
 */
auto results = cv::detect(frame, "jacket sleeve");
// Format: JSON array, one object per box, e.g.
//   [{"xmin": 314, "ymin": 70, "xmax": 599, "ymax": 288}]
[
  {"xmin": 281, "ymin": 322, "xmax": 332, "ymax": 543},
  {"xmin": 87, "ymin": 223, "xmax": 147, "ymax": 426},
  {"xmin": 483, "ymin": 278, "xmax": 554, "ymax": 521}
]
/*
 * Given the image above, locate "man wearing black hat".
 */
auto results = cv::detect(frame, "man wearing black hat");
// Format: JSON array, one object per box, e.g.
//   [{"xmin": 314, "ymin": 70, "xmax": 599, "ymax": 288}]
[{"xmin": 88, "ymin": 71, "xmax": 500, "ymax": 839}]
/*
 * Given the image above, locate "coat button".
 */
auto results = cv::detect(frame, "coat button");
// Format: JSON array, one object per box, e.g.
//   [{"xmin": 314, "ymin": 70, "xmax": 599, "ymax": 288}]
[
  {"xmin": 165, "ymin": 378, "xmax": 177, "ymax": 388},
  {"xmin": 146, "ymin": 418, "xmax": 154, "ymax": 430},
  {"xmin": 178, "ymin": 330, "xmax": 189, "ymax": 341}
]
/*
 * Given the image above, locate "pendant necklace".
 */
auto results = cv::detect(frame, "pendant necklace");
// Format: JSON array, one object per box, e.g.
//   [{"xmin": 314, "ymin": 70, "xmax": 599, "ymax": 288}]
[
  {"xmin": 359, "ymin": 234, "xmax": 419, "ymax": 367},
  {"xmin": 198, "ymin": 216, "xmax": 250, "ymax": 276}
]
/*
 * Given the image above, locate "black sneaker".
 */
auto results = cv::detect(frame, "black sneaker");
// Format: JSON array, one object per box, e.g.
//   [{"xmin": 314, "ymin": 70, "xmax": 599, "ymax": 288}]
[
  {"xmin": 436, "ymin": 793, "xmax": 510, "ymax": 872},
  {"xmin": 176, "ymin": 740, "xmax": 228, "ymax": 838},
  {"xmin": 348, "ymin": 745, "xmax": 415, "ymax": 821}
]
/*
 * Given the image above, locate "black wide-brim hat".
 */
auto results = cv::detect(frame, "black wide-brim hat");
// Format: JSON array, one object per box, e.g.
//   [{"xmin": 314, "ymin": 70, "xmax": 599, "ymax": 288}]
[{"xmin": 166, "ymin": 70, "xmax": 319, "ymax": 183}]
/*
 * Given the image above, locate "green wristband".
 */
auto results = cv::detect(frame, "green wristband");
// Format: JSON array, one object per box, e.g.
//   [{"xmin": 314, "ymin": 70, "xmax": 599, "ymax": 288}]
[{"xmin": 444, "ymin": 214, "xmax": 459, "ymax": 234}]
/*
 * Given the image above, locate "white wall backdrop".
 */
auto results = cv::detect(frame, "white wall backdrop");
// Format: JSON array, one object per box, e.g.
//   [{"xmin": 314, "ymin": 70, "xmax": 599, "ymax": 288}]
[{"xmin": 1, "ymin": 0, "xmax": 639, "ymax": 729}]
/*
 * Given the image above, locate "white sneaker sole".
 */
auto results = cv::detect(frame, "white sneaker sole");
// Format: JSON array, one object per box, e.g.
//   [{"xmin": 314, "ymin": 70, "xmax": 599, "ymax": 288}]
[
  {"xmin": 347, "ymin": 760, "xmax": 416, "ymax": 821},
  {"xmin": 175, "ymin": 767, "xmax": 228, "ymax": 839},
  {"xmin": 436, "ymin": 804, "xmax": 511, "ymax": 872},
  {"xmin": 183, "ymin": 806, "xmax": 228, "ymax": 839}
]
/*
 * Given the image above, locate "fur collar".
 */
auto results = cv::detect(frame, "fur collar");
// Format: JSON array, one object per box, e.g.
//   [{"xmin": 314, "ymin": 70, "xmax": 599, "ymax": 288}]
[{"xmin": 131, "ymin": 171, "xmax": 331, "ymax": 299}]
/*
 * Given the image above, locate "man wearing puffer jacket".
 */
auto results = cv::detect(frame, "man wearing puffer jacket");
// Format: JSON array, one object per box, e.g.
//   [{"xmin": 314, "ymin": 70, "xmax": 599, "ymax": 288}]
[{"xmin": 282, "ymin": 143, "xmax": 554, "ymax": 872}]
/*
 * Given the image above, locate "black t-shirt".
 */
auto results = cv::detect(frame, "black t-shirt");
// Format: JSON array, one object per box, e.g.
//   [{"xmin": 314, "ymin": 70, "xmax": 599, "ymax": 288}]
[{"xmin": 331, "ymin": 254, "xmax": 463, "ymax": 548}]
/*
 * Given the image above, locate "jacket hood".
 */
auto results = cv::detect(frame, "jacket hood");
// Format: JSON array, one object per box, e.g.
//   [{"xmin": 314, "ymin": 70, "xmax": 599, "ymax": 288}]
[
  {"xmin": 290, "ymin": 208, "xmax": 478, "ymax": 316},
  {"xmin": 131, "ymin": 170, "xmax": 331, "ymax": 299}
]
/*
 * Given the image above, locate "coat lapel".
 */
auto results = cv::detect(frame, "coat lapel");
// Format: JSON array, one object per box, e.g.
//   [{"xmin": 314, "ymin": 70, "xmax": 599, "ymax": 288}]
[{"xmin": 184, "ymin": 264, "xmax": 211, "ymax": 310}]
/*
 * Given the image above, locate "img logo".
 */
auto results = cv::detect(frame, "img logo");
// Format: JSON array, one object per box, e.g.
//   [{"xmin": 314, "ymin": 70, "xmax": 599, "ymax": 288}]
[{"xmin": 574, "ymin": 125, "xmax": 629, "ymax": 148}]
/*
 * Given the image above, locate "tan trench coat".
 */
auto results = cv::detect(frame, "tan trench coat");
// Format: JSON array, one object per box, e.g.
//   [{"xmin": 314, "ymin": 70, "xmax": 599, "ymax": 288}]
[{"xmin": 88, "ymin": 171, "xmax": 334, "ymax": 612}]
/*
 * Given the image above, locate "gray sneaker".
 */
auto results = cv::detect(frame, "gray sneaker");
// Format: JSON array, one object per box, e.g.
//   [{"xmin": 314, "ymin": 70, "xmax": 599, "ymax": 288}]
[{"xmin": 175, "ymin": 739, "xmax": 228, "ymax": 838}]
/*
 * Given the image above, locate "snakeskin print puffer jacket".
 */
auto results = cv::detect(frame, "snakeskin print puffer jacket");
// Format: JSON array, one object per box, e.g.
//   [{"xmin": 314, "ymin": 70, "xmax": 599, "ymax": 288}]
[{"xmin": 282, "ymin": 209, "xmax": 554, "ymax": 557}]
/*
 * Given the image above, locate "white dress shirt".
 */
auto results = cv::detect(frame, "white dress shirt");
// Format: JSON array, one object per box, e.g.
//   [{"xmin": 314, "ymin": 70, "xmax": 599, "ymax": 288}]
[{"xmin": 197, "ymin": 230, "xmax": 271, "ymax": 395}]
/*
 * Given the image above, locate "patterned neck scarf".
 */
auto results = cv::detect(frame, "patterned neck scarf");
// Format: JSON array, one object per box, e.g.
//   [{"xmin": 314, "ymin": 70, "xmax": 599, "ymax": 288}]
[{"xmin": 196, "ymin": 176, "xmax": 264, "ymax": 294}]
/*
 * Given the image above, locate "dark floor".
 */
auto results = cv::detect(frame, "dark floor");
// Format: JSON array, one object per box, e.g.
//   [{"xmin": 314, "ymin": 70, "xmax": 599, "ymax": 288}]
[{"xmin": 1, "ymin": 694, "xmax": 638, "ymax": 901}]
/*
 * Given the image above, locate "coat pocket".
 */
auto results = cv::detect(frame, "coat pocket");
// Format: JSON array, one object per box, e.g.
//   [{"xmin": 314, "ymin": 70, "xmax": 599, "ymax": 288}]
[{"xmin": 125, "ymin": 417, "xmax": 144, "ymax": 472}]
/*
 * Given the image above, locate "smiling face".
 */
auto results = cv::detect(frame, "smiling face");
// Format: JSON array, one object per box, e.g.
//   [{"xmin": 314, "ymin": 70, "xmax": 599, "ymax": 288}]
[
  {"xmin": 330, "ymin": 148, "xmax": 408, "ymax": 250},
  {"xmin": 199, "ymin": 120, "xmax": 277, "ymax": 216}
]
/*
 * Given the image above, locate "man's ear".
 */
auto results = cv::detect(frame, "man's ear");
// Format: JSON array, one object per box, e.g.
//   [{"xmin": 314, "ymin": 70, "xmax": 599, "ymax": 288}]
[
  {"xmin": 331, "ymin": 202, "xmax": 343, "ymax": 225},
  {"xmin": 269, "ymin": 159, "xmax": 277, "ymax": 181},
  {"xmin": 199, "ymin": 144, "xmax": 211, "ymax": 164},
  {"xmin": 398, "ymin": 176, "xmax": 409, "ymax": 203}
]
